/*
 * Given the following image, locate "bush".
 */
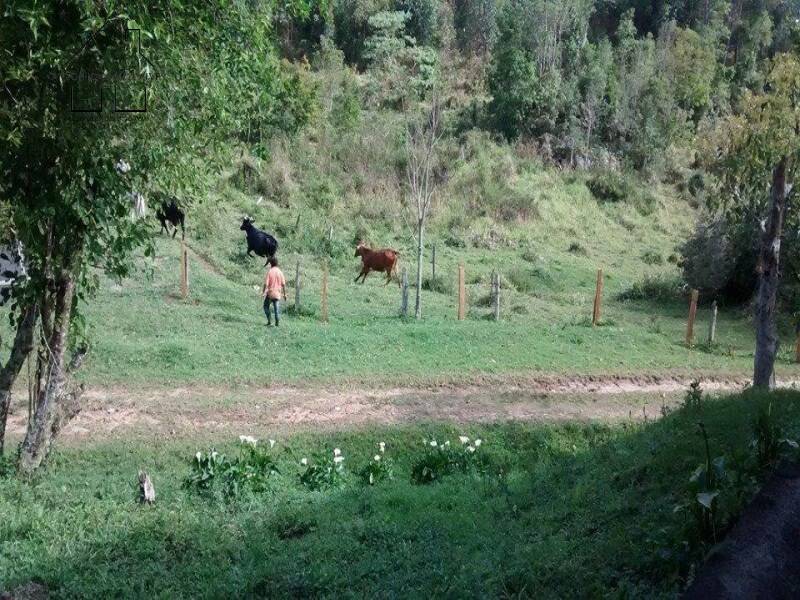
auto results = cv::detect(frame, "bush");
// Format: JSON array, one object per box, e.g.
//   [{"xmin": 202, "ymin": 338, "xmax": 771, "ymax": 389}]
[
  {"xmin": 507, "ymin": 266, "xmax": 559, "ymax": 294},
  {"xmin": 586, "ymin": 171, "xmax": 658, "ymax": 216},
  {"xmin": 616, "ymin": 274, "xmax": 684, "ymax": 302},
  {"xmin": 184, "ymin": 437, "xmax": 280, "ymax": 499},
  {"xmin": 641, "ymin": 250, "xmax": 663, "ymax": 265},
  {"xmin": 410, "ymin": 437, "xmax": 487, "ymax": 485},
  {"xmin": 681, "ymin": 217, "xmax": 756, "ymax": 301},
  {"xmin": 568, "ymin": 242, "xmax": 588, "ymax": 256},
  {"xmin": 422, "ymin": 274, "xmax": 453, "ymax": 295},
  {"xmin": 358, "ymin": 443, "xmax": 393, "ymax": 485},
  {"xmin": 586, "ymin": 171, "xmax": 627, "ymax": 203},
  {"xmin": 298, "ymin": 448, "xmax": 347, "ymax": 490}
]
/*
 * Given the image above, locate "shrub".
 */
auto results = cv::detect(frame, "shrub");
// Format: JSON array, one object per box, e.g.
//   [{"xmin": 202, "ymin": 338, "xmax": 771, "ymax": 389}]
[
  {"xmin": 641, "ymin": 250, "xmax": 663, "ymax": 265},
  {"xmin": 299, "ymin": 448, "xmax": 347, "ymax": 491},
  {"xmin": 684, "ymin": 380, "xmax": 703, "ymax": 410},
  {"xmin": 751, "ymin": 401, "xmax": 797, "ymax": 468},
  {"xmin": 273, "ymin": 512, "xmax": 317, "ymax": 540},
  {"xmin": 507, "ymin": 266, "xmax": 558, "ymax": 294},
  {"xmin": 568, "ymin": 242, "xmax": 588, "ymax": 256},
  {"xmin": 616, "ymin": 274, "xmax": 684, "ymax": 302},
  {"xmin": 358, "ymin": 442, "xmax": 393, "ymax": 485},
  {"xmin": 681, "ymin": 217, "xmax": 756, "ymax": 301},
  {"xmin": 586, "ymin": 171, "xmax": 657, "ymax": 216},
  {"xmin": 410, "ymin": 437, "xmax": 487, "ymax": 485},
  {"xmin": 687, "ymin": 172, "xmax": 705, "ymax": 197},
  {"xmin": 422, "ymin": 274, "xmax": 453, "ymax": 295},
  {"xmin": 184, "ymin": 437, "xmax": 280, "ymax": 499},
  {"xmin": 586, "ymin": 171, "xmax": 627, "ymax": 203}
]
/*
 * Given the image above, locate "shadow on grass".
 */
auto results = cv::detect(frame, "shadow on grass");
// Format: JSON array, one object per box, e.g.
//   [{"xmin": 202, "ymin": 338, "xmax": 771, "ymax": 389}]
[{"xmin": 3, "ymin": 390, "xmax": 800, "ymax": 598}]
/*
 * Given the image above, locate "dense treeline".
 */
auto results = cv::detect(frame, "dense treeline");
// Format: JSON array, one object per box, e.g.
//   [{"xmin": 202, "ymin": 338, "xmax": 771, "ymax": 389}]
[{"xmin": 276, "ymin": 0, "xmax": 799, "ymax": 301}]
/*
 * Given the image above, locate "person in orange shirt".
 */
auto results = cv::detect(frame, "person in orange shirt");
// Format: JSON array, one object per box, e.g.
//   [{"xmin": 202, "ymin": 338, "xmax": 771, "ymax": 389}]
[{"xmin": 262, "ymin": 256, "xmax": 287, "ymax": 326}]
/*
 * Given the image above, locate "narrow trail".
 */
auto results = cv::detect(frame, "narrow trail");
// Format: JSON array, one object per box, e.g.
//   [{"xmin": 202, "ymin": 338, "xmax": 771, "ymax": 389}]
[{"xmin": 6, "ymin": 374, "xmax": 796, "ymax": 442}]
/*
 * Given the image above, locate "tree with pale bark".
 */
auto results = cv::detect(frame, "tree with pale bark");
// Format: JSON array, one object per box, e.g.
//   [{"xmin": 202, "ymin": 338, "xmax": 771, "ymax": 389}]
[
  {"xmin": 700, "ymin": 53, "xmax": 800, "ymax": 388},
  {"xmin": 0, "ymin": 1, "xmax": 314, "ymax": 472},
  {"xmin": 405, "ymin": 97, "xmax": 443, "ymax": 320}
]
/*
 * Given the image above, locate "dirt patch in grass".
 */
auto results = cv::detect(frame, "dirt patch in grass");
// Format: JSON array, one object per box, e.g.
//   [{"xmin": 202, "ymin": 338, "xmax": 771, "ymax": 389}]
[{"xmin": 6, "ymin": 374, "xmax": 796, "ymax": 443}]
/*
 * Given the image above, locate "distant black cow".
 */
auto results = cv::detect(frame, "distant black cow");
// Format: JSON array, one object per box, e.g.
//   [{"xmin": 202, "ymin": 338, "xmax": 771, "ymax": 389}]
[
  {"xmin": 240, "ymin": 217, "xmax": 278, "ymax": 266},
  {"xmin": 156, "ymin": 198, "xmax": 185, "ymax": 239}
]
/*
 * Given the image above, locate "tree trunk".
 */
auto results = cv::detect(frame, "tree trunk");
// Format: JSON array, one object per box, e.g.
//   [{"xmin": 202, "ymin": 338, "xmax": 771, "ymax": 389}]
[
  {"xmin": 415, "ymin": 219, "xmax": 424, "ymax": 320},
  {"xmin": 753, "ymin": 157, "xmax": 788, "ymax": 389},
  {"xmin": 18, "ymin": 266, "xmax": 81, "ymax": 473},
  {"xmin": 0, "ymin": 305, "xmax": 38, "ymax": 454}
]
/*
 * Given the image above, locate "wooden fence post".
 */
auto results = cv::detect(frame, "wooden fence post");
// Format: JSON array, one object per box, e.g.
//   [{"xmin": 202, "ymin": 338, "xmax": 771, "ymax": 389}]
[
  {"xmin": 400, "ymin": 267, "xmax": 409, "ymax": 318},
  {"xmin": 431, "ymin": 244, "xmax": 436, "ymax": 286},
  {"xmin": 686, "ymin": 289, "xmax": 699, "ymax": 347},
  {"xmin": 295, "ymin": 260, "xmax": 302, "ymax": 312},
  {"xmin": 180, "ymin": 241, "xmax": 189, "ymax": 299},
  {"xmin": 707, "ymin": 300, "xmax": 718, "ymax": 345},
  {"xmin": 592, "ymin": 268, "xmax": 603, "ymax": 326},
  {"xmin": 321, "ymin": 261, "xmax": 329, "ymax": 323},
  {"xmin": 457, "ymin": 263, "xmax": 466, "ymax": 321}
]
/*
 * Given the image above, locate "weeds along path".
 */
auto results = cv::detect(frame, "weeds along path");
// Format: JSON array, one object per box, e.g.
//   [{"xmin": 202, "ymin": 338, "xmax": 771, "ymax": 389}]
[{"xmin": 6, "ymin": 374, "xmax": 797, "ymax": 443}]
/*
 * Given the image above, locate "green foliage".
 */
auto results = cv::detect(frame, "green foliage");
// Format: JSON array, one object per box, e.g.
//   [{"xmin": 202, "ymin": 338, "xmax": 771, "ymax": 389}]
[
  {"xmin": 680, "ymin": 217, "xmax": 757, "ymax": 301},
  {"xmin": 506, "ymin": 266, "xmax": 558, "ymax": 295},
  {"xmin": 585, "ymin": 171, "xmax": 657, "ymax": 215},
  {"xmin": 682, "ymin": 423, "xmax": 726, "ymax": 545},
  {"xmin": 453, "ymin": 0, "xmax": 496, "ymax": 54},
  {"xmin": 358, "ymin": 444, "xmax": 394, "ymax": 485},
  {"xmin": 684, "ymin": 380, "xmax": 703, "ymax": 409},
  {"xmin": 184, "ymin": 438, "xmax": 280, "ymax": 499},
  {"xmin": 298, "ymin": 448, "xmax": 347, "ymax": 490},
  {"xmin": 488, "ymin": 20, "xmax": 560, "ymax": 139},
  {"xmin": 396, "ymin": 0, "xmax": 439, "ymax": 46},
  {"xmin": 616, "ymin": 274, "xmax": 683, "ymax": 303},
  {"xmin": 410, "ymin": 437, "xmax": 486, "ymax": 484},
  {"xmin": 422, "ymin": 274, "xmax": 453, "ymax": 295},
  {"xmin": 751, "ymin": 401, "xmax": 798, "ymax": 469},
  {"xmin": 362, "ymin": 11, "xmax": 437, "ymax": 108},
  {"xmin": 4, "ymin": 390, "xmax": 800, "ymax": 596},
  {"xmin": 586, "ymin": 171, "xmax": 629, "ymax": 203}
]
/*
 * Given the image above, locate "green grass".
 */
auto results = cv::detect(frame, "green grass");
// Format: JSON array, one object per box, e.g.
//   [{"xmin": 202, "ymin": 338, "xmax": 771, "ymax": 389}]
[
  {"xmin": 72, "ymin": 232, "xmax": 797, "ymax": 388},
  {"xmin": 2, "ymin": 388, "xmax": 799, "ymax": 598},
  {"xmin": 5, "ymin": 149, "xmax": 798, "ymax": 387}
]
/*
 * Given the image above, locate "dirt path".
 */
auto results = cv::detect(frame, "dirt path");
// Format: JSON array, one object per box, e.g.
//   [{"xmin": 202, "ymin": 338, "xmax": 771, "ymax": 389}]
[{"xmin": 6, "ymin": 374, "xmax": 794, "ymax": 442}]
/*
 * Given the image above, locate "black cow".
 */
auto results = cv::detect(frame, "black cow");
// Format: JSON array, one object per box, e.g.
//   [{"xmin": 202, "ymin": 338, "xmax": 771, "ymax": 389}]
[
  {"xmin": 156, "ymin": 198, "xmax": 185, "ymax": 239},
  {"xmin": 240, "ymin": 217, "xmax": 278, "ymax": 266}
]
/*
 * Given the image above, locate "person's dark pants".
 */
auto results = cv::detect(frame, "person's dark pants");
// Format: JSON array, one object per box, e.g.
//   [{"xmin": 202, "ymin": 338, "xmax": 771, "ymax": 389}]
[{"xmin": 264, "ymin": 297, "xmax": 280, "ymax": 325}]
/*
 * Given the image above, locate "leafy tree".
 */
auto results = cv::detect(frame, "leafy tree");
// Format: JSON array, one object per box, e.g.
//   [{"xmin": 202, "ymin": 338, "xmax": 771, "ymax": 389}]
[
  {"xmin": 663, "ymin": 25, "xmax": 717, "ymax": 119},
  {"xmin": 363, "ymin": 11, "xmax": 437, "ymax": 109},
  {"xmin": 397, "ymin": 0, "xmax": 440, "ymax": 46},
  {"xmin": 487, "ymin": 1, "xmax": 564, "ymax": 140},
  {"xmin": 0, "ymin": 1, "xmax": 314, "ymax": 471},
  {"xmin": 332, "ymin": 0, "xmax": 393, "ymax": 66},
  {"xmin": 453, "ymin": 0, "xmax": 496, "ymax": 55},
  {"xmin": 699, "ymin": 53, "xmax": 800, "ymax": 388}
]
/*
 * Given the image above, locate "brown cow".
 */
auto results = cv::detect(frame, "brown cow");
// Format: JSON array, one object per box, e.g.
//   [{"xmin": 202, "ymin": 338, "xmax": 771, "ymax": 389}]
[{"xmin": 354, "ymin": 242, "xmax": 400, "ymax": 287}]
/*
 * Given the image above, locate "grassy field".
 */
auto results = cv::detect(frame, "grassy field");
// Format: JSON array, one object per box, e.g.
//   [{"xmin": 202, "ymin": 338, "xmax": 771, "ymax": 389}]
[
  {"xmin": 2, "ymin": 388, "xmax": 799, "ymax": 598},
  {"xmin": 76, "ymin": 231, "xmax": 797, "ymax": 388},
  {"xmin": 4, "ymin": 154, "xmax": 799, "ymax": 388}
]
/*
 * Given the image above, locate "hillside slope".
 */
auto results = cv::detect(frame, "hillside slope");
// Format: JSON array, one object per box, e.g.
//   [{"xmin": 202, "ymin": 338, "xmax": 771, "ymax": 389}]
[{"xmin": 73, "ymin": 149, "xmax": 800, "ymax": 387}]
